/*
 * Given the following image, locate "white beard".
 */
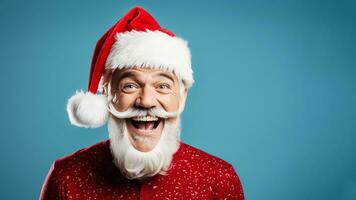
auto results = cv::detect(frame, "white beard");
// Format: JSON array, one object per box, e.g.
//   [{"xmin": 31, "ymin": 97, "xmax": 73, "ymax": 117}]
[{"xmin": 108, "ymin": 115, "xmax": 181, "ymax": 180}]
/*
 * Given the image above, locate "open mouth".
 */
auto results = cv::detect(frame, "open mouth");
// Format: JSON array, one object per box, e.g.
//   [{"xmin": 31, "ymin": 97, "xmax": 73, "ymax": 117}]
[{"xmin": 129, "ymin": 116, "xmax": 162, "ymax": 131}]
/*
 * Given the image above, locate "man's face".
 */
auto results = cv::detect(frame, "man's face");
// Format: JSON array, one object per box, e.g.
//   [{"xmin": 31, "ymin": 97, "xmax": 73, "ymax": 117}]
[{"xmin": 110, "ymin": 67, "xmax": 185, "ymax": 152}]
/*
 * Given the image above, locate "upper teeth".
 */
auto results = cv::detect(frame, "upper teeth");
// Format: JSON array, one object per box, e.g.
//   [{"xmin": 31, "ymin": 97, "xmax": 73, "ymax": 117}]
[{"xmin": 132, "ymin": 116, "xmax": 159, "ymax": 121}]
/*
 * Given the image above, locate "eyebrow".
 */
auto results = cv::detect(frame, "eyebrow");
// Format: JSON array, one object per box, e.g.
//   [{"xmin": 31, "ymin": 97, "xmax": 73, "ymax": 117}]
[
  {"xmin": 116, "ymin": 70, "xmax": 175, "ymax": 83},
  {"xmin": 116, "ymin": 71, "xmax": 138, "ymax": 81},
  {"xmin": 154, "ymin": 72, "xmax": 175, "ymax": 83}
]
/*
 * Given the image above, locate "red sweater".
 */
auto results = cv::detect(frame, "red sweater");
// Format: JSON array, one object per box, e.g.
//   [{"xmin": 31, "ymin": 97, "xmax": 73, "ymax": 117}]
[{"xmin": 40, "ymin": 140, "xmax": 244, "ymax": 200}]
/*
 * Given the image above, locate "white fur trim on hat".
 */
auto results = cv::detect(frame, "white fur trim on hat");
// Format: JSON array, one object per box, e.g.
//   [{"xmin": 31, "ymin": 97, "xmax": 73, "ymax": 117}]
[
  {"xmin": 105, "ymin": 30, "xmax": 194, "ymax": 88},
  {"xmin": 67, "ymin": 91, "xmax": 109, "ymax": 128}
]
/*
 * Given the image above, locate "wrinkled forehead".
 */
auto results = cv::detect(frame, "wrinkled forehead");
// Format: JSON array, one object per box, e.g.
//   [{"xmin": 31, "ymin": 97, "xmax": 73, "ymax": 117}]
[{"xmin": 110, "ymin": 67, "xmax": 179, "ymax": 84}]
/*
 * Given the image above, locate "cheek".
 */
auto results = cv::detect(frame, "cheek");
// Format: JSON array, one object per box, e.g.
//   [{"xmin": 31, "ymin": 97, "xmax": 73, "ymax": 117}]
[
  {"xmin": 158, "ymin": 94, "xmax": 180, "ymax": 111},
  {"xmin": 115, "ymin": 93, "xmax": 137, "ymax": 111}
]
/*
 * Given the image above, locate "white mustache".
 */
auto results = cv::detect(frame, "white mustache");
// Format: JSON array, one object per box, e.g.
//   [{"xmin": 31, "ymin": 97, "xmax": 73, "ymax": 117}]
[{"xmin": 108, "ymin": 103, "xmax": 179, "ymax": 119}]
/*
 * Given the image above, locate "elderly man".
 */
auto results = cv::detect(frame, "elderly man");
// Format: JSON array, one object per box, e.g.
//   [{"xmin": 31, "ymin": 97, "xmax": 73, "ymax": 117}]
[{"xmin": 40, "ymin": 6, "xmax": 244, "ymax": 200}]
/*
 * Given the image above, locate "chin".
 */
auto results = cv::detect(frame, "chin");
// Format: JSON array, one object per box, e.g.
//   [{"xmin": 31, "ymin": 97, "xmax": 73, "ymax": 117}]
[{"xmin": 108, "ymin": 115, "xmax": 181, "ymax": 180}]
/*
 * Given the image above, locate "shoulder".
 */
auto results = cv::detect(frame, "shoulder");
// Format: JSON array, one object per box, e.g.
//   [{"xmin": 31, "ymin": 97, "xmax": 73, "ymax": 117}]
[
  {"xmin": 178, "ymin": 142, "xmax": 235, "ymax": 170},
  {"xmin": 173, "ymin": 142, "xmax": 239, "ymax": 180},
  {"xmin": 177, "ymin": 143, "xmax": 244, "ymax": 198},
  {"xmin": 51, "ymin": 140, "xmax": 112, "ymax": 176}
]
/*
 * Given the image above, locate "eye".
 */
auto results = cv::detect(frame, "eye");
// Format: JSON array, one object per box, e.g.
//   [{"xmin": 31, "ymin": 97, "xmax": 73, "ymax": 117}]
[
  {"xmin": 159, "ymin": 84, "xmax": 169, "ymax": 89},
  {"xmin": 156, "ymin": 83, "xmax": 171, "ymax": 93},
  {"xmin": 122, "ymin": 83, "xmax": 139, "ymax": 92}
]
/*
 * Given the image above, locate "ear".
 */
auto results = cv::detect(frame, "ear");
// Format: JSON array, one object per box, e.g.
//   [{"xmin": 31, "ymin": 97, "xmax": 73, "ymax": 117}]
[
  {"xmin": 102, "ymin": 84, "xmax": 109, "ymax": 97},
  {"xmin": 100, "ymin": 69, "xmax": 116, "ymax": 99},
  {"xmin": 179, "ymin": 87, "xmax": 189, "ymax": 113}
]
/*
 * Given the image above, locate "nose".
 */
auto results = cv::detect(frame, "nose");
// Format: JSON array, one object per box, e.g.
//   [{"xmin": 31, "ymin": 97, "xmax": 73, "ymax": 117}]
[{"xmin": 135, "ymin": 86, "xmax": 157, "ymax": 109}]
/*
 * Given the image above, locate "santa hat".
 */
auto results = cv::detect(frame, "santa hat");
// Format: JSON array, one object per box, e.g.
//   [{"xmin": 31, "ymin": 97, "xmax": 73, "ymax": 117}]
[{"xmin": 67, "ymin": 6, "xmax": 194, "ymax": 128}]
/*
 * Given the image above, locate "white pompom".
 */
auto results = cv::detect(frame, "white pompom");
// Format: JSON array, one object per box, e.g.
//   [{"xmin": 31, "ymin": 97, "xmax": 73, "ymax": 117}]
[{"xmin": 67, "ymin": 91, "xmax": 109, "ymax": 128}]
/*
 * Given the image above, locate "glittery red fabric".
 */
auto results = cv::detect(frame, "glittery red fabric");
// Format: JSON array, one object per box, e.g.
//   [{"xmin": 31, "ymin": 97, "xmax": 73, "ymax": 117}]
[{"xmin": 40, "ymin": 140, "xmax": 244, "ymax": 200}]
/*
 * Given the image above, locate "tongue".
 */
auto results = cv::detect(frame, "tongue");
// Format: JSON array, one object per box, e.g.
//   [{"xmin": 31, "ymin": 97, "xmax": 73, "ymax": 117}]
[{"xmin": 137, "ymin": 122, "xmax": 155, "ymax": 130}]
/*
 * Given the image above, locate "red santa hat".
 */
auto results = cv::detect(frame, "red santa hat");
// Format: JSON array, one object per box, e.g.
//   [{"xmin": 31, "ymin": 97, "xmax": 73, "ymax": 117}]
[{"xmin": 67, "ymin": 6, "xmax": 194, "ymax": 128}]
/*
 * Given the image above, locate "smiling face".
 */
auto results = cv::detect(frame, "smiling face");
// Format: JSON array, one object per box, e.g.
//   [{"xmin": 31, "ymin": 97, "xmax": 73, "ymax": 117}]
[{"xmin": 109, "ymin": 67, "xmax": 187, "ymax": 152}]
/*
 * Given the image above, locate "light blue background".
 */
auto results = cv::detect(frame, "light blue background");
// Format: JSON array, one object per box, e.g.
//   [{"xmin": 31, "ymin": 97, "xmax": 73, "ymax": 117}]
[{"xmin": 1, "ymin": 0, "xmax": 355, "ymax": 199}]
